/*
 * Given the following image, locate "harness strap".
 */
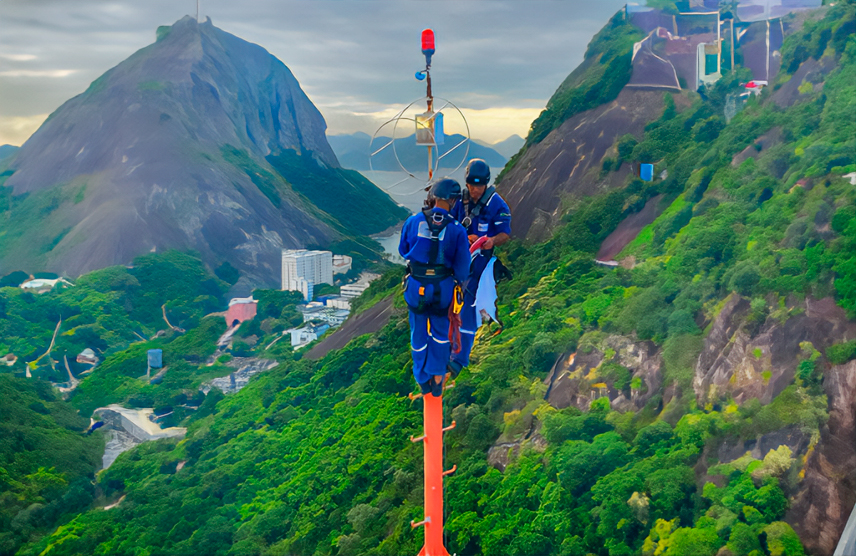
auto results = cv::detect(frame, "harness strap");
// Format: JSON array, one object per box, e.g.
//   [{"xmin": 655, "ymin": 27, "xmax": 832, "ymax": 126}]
[
  {"xmin": 469, "ymin": 186, "xmax": 495, "ymax": 218},
  {"xmin": 421, "ymin": 208, "xmax": 452, "ymax": 266}
]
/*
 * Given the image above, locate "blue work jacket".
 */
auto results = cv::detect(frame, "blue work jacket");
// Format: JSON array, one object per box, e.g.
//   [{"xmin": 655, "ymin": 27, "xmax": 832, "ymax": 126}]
[{"xmin": 451, "ymin": 189, "xmax": 512, "ymax": 239}]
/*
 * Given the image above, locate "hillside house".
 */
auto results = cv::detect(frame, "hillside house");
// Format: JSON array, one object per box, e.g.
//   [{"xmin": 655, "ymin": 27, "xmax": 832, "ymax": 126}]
[
  {"xmin": 20, "ymin": 277, "xmax": 74, "ymax": 294},
  {"xmin": 76, "ymin": 348, "xmax": 99, "ymax": 366}
]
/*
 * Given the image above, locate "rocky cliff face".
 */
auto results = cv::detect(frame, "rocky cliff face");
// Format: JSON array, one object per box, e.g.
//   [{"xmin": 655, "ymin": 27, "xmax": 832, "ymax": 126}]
[
  {"xmin": 690, "ymin": 294, "xmax": 856, "ymax": 552},
  {"xmin": 694, "ymin": 295, "xmax": 856, "ymax": 406},
  {"xmin": 544, "ymin": 334, "xmax": 663, "ymax": 414},
  {"xmin": 496, "ymin": 89, "xmax": 668, "ymax": 242},
  {"xmin": 0, "ymin": 16, "xmax": 384, "ymax": 286},
  {"xmin": 789, "ymin": 360, "xmax": 856, "ymax": 554},
  {"xmin": 532, "ymin": 294, "xmax": 856, "ymax": 553}
]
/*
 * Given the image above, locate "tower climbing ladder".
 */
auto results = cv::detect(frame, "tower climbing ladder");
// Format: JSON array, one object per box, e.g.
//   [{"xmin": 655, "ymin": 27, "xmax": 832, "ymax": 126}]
[{"xmin": 409, "ymin": 392, "xmax": 456, "ymax": 556}]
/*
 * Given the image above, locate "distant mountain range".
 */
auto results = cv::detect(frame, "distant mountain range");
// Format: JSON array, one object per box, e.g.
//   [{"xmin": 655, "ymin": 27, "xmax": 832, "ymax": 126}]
[
  {"xmin": 0, "ymin": 16, "xmax": 406, "ymax": 288},
  {"xmin": 474, "ymin": 134, "xmax": 524, "ymax": 159},
  {"xmin": 328, "ymin": 131, "xmax": 508, "ymax": 172}
]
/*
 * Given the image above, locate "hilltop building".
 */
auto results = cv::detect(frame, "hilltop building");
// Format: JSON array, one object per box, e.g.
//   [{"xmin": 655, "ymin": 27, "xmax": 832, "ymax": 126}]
[
  {"xmin": 281, "ymin": 249, "xmax": 333, "ymax": 301},
  {"xmin": 625, "ymin": 0, "xmax": 820, "ymax": 90},
  {"xmin": 324, "ymin": 296, "xmax": 352, "ymax": 310},
  {"xmin": 341, "ymin": 283, "xmax": 370, "ymax": 299},
  {"xmin": 299, "ymin": 302, "xmax": 350, "ymax": 327}
]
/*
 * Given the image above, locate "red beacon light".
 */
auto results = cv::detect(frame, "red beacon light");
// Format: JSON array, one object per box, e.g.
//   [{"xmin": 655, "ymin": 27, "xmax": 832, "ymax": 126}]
[
  {"xmin": 421, "ymin": 29, "xmax": 435, "ymax": 66},
  {"xmin": 421, "ymin": 29, "xmax": 435, "ymax": 52}
]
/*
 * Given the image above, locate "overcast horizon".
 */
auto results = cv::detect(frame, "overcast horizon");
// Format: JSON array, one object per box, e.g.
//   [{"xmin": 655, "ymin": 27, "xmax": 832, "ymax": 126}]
[{"xmin": 0, "ymin": 0, "xmax": 628, "ymax": 146}]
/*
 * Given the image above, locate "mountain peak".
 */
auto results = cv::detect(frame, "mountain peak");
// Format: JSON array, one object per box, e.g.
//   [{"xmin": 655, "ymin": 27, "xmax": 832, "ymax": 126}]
[{"xmin": 0, "ymin": 17, "xmax": 403, "ymax": 285}]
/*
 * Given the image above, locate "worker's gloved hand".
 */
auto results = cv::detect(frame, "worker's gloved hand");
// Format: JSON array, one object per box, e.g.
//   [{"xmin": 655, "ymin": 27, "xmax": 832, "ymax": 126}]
[{"xmin": 482, "ymin": 236, "xmax": 494, "ymax": 250}]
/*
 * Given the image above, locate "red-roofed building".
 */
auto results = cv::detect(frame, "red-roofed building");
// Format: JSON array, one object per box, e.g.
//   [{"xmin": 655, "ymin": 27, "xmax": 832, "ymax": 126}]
[{"xmin": 225, "ymin": 297, "xmax": 257, "ymax": 327}]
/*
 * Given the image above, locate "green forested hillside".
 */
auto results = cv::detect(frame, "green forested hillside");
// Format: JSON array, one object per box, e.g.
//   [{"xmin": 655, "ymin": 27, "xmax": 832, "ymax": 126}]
[
  {"xmin": 2, "ymin": 4, "xmax": 855, "ymax": 556},
  {"xmin": 0, "ymin": 376, "xmax": 103, "ymax": 555}
]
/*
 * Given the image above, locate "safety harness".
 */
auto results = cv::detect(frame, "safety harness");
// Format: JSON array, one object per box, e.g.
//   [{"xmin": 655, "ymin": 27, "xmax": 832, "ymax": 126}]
[
  {"xmin": 408, "ymin": 208, "xmax": 454, "ymax": 284},
  {"xmin": 461, "ymin": 186, "xmax": 495, "ymax": 228}
]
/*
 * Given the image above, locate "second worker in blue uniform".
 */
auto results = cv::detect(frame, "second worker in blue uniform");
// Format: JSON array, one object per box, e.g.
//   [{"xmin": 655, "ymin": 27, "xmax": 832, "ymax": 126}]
[
  {"xmin": 399, "ymin": 178, "xmax": 471, "ymax": 397},
  {"xmin": 447, "ymin": 159, "xmax": 512, "ymax": 378}
]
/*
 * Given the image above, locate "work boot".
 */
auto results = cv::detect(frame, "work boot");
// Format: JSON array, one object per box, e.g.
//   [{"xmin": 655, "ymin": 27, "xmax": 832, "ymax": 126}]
[
  {"xmin": 431, "ymin": 376, "xmax": 444, "ymax": 397},
  {"xmin": 446, "ymin": 361, "xmax": 463, "ymax": 380},
  {"xmin": 419, "ymin": 380, "xmax": 432, "ymax": 396}
]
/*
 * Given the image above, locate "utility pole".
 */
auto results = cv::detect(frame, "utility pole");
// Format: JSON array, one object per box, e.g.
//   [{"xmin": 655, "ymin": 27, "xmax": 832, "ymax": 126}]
[
  {"xmin": 408, "ymin": 32, "xmax": 455, "ymax": 555},
  {"xmin": 731, "ymin": 16, "xmax": 735, "ymax": 73}
]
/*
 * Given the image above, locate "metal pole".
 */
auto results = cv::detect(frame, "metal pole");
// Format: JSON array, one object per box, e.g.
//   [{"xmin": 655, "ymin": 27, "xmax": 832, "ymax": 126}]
[
  {"xmin": 834, "ymin": 502, "xmax": 856, "ymax": 556},
  {"xmin": 731, "ymin": 17, "xmax": 735, "ymax": 73},
  {"xmin": 426, "ymin": 69, "xmax": 434, "ymax": 181}
]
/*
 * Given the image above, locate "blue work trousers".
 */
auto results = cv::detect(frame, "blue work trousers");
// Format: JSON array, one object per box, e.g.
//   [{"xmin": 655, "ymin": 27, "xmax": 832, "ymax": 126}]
[
  {"xmin": 409, "ymin": 310, "xmax": 451, "ymax": 384},
  {"xmin": 450, "ymin": 251, "xmax": 491, "ymax": 371},
  {"xmin": 451, "ymin": 291, "xmax": 477, "ymax": 370}
]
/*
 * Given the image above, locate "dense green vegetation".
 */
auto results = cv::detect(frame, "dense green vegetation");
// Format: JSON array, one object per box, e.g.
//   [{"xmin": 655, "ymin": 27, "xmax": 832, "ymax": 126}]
[
  {"xmin": 9, "ymin": 290, "xmax": 817, "ymax": 556},
  {"xmin": 0, "ymin": 376, "xmax": 103, "ymax": 556},
  {"xmin": 222, "ymin": 145, "xmax": 405, "ymax": 268},
  {"xmin": 0, "ymin": 250, "xmax": 318, "ymax": 419},
  {"xmin": 0, "ymin": 251, "xmax": 225, "ymax": 382},
  {"xmin": 1, "ymin": 5, "xmax": 853, "ymax": 556},
  {"xmin": 266, "ymin": 149, "xmax": 409, "ymax": 236}
]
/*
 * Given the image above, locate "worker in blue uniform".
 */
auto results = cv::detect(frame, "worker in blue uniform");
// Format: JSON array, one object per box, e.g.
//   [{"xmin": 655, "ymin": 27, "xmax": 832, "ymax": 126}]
[
  {"xmin": 447, "ymin": 159, "xmax": 512, "ymax": 378},
  {"xmin": 399, "ymin": 178, "xmax": 471, "ymax": 397}
]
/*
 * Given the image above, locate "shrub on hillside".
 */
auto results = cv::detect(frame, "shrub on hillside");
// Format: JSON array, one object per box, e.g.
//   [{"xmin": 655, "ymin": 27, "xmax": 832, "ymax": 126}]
[{"xmin": 827, "ymin": 340, "xmax": 856, "ymax": 365}]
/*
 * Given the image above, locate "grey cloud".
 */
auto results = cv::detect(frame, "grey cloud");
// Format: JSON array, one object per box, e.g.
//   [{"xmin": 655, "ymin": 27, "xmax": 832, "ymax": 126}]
[{"xmin": 0, "ymin": 0, "xmax": 627, "ymax": 142}]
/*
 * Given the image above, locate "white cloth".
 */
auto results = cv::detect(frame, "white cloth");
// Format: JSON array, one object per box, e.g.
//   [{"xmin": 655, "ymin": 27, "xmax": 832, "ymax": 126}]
[{"xmin": 474, "ymin": 256, "xmax": 499, "ymax": 325}]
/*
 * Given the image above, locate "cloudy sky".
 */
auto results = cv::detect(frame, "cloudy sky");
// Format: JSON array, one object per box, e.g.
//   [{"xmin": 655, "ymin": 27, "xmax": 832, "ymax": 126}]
[{"xmin": 0, "ymin": 0, "xmax": 628, "ymax": 146}]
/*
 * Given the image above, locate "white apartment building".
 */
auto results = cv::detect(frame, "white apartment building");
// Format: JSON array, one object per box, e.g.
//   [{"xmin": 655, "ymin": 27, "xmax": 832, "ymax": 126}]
[
  {"xmin": 281, "ymin": 249, "xmax": 333, "ymax": 300},
  {"xmin": 325, "ymin": 296, "xmax": 351, "ymax": 310},
  {"xmin": 340, "ymin": 283, "xmax": 370, "ymax": 299}
]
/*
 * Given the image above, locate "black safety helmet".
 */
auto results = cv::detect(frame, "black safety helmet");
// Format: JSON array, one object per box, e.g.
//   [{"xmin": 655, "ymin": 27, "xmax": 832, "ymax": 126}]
[
  {"xmin": 430, "ymin": 177, "xmax": 463, "ymax": 201},
  {"xmin": 465, "ymin": 159, "xmax": 490, "ymax": 186}
]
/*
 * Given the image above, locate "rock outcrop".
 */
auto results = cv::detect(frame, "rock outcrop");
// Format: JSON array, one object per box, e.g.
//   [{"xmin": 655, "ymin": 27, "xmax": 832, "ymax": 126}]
[
  {"xmin": 788, "ymin": 360, "xmax": 856, "ymax": 554},
  {"xmin": 544, "ymin": 334, "xmax": 663, "ymax": 413},
  {"xmin": 694, "ymin": 295, "xmax": 856, "ymax": 406},
  {"xmin": 689, "ymin": 294, "xmax": 856, "ymax": 551}
]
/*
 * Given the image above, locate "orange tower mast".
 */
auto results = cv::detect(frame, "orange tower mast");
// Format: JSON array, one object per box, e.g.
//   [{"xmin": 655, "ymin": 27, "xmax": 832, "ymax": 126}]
[{"xmin": 410, "ymin": 393, "xmax": 456, "ymax": 556}]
